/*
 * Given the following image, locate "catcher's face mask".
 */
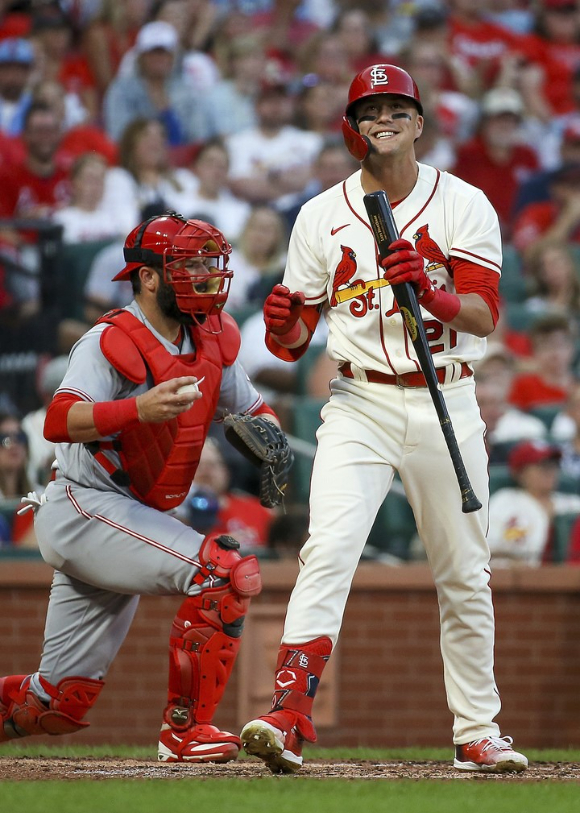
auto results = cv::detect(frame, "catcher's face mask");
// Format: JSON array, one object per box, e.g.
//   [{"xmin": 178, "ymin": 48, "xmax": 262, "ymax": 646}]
[{"xmin": 118, "ymin": 214, "xmax": 233, "ymax": 332}]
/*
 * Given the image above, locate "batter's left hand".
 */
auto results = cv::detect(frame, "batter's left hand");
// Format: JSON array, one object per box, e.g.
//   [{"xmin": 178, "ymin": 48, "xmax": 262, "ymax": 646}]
[{"xmin": 381, "ymin": 239, "xmax": 434, "ymax": 301}]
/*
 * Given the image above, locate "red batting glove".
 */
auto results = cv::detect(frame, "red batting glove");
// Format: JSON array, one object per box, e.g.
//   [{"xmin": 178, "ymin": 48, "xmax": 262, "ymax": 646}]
[
  {"xmin": 381, "ymin": 239, "xmax": 435, "ymax": 303},
  {"xmin": 263, "ymin": 284, "xmax": 306, "ymax": 337}
]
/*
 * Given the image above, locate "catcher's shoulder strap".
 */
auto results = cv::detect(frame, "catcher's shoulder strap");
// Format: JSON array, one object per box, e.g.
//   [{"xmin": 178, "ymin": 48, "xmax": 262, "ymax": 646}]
[
  {"xmin": 97, "ymin": 310, "xmax": 147, "ymax": 384},
  {"xmin": 216, "ymin": 312, "xmax": 241, "ymax": 367}
]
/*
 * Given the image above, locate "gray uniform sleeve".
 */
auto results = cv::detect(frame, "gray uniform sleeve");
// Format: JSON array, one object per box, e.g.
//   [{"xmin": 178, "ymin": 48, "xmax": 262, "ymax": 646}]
[
  {"xmin": 57, "ymin": 326, "xmax": 140, "ymax": 405},
  {"xmin": 214, "ymin": 359, "xmax": 264, "ymax": 420}
]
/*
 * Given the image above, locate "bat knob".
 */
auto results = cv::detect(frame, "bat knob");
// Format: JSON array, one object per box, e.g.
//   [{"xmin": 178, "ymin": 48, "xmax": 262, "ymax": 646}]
[{"xmin": 461, "ymin": 494, "xmax": 482, "ymax": 513}]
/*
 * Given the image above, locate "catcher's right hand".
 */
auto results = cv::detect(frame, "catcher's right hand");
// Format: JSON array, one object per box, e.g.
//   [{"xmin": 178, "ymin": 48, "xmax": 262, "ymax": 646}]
[{"xmin": 263, "ymin": 284, "xmax": 305, "ymax": 336}]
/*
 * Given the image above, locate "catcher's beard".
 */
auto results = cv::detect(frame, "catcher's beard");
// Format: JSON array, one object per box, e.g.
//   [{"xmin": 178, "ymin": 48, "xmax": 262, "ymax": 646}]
[{"xmin": 156, "ymin": 276, "xmax": 206, "ymax": 326}]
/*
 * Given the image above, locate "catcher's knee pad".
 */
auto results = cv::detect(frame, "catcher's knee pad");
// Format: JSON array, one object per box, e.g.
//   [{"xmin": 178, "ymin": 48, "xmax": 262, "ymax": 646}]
[
  {"xmin": 269, "ymin": 637, "xmax": 332, "ymax": 742},
  {"xmin": 165, "ymin": 534, "xmax": 262, "ymax": 730},
  {"xmin": 0, "ymin": 673, "xmax": 104, "ymax": 742}
]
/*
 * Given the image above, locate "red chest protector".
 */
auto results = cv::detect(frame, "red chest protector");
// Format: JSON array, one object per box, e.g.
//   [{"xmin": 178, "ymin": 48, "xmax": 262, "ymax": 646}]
[{"xmin": 95, "ymin": 309, "xmax": 240, "ymax": 511}]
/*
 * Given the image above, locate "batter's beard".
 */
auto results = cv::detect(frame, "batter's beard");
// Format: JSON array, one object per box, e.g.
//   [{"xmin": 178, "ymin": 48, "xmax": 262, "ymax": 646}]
[{"xmin": 156, "ymin": 278, "xmax": 205, "ymax": 326}]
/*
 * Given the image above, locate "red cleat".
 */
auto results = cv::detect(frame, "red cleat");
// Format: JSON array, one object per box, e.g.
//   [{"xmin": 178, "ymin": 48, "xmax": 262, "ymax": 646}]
[
  {"xmin": 454, "ymin": 736, "xmax": 528, "ymax": 773},
  {"xmin": 158, "ymin": 723, "xmax": 240, "ymax": 763}
]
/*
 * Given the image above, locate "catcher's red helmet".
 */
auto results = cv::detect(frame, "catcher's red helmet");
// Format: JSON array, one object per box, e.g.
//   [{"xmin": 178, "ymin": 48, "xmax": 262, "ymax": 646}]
[
  {"xmin": 114, "ymin": 213, "xmax": 233, "ymax": 324},
  {"xmin": 342, "ymin": 64, "xmax": 423, "ymax": 161}
]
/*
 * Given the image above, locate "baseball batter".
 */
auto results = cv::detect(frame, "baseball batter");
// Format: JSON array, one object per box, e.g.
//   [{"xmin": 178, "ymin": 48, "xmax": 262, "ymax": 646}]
[
  {"xmin": 0, "ymin": 214, "xmax": 287, "ymax": 762},
  {"xmin": 241, "ymin": 65, "xmax": 528, "ymax": 774}
]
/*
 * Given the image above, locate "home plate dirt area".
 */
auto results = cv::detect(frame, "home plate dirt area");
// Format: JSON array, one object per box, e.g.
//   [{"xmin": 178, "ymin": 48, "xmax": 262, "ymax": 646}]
[{"xmin": 1, "ymin": 758, "xmax": 580, "ymax": 781}]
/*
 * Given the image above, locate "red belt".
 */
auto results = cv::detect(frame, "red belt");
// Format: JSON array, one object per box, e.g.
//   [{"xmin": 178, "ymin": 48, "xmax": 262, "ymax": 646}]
[{"xmin": 339, "ymin": 361, "xmax": 473, "ymax": 388}]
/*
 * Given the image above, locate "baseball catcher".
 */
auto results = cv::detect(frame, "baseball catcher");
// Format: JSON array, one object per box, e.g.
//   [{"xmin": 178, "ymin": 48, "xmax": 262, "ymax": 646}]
[{"xmin": 0, "ymin": 213, "xmax": 285, "ymax": 764}]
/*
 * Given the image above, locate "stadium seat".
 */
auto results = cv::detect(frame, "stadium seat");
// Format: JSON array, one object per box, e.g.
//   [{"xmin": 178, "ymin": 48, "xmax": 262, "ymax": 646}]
[
  {"xmin": 59, "ymin": 239, "xmax": 117, "ymax": 321},
  {"xmin": 551, "ymin": 512, "xmax": 578, "ymax": 563},
  {"xmin": 528, "ymin": 404, "xmax": 561, "ymax": 433}
]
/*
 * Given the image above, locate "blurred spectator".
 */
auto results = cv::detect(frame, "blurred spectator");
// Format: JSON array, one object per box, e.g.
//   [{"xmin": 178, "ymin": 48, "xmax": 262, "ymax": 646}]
[
  {"xmin": 52, "ymin": 153, "xmax": 124, "ymax": 243},
  {"xmin": 185, "ymin": 139, "xmax": 251, "ymax": 242},
  {"xmin": 296, "ymin": 30, "xmax": 351, "ymax": 107},
  {"xmin": 414, "ymin": 115, "xmax": 456, "ymax": 172},
  {"xmin": 474, "ymin": 344, "xmax": 547, "ymax": 463},
  {"xmin": 266, "ymin": 504, "xmax": 309, "ymax": 560},
  {"xmin": 0, "ymin": 409, "xmax": 36, "ymax": 548},
  {"xmin": 103, "ymin": 20, "xmax": 208, "ymax": 145},
  {"xmin": 555, "ymin": 380, "xmax": 580, "ymax": 467},
  {"xmin": 402, "ymin": 38, "xmax": 480, "ymax": 144},
  {"xmin": 30, "ymin": 78, "xmax": 118, "ymax": 170},
  {"xmin": 178, "ymin": 437, "xmax": 274, "ymax": 553},
  {"xmin": 82, "ymin": 241, "xmax": 133, "ymax": 325},
  {"xmin": 446, "ymin": 0, "xmax": 541, "ymax": 95},
  {"xmin": 228, "ymin": 205, "xmax": 287, "ymax": 310},
  {"xmin": 151, "ymin": 0, "xmax": 220, "ymax": 93},
  {"xmin": 82, "ymin": 0, "xmax": 150, "ymax": 96},
  {"xmin": 101, "ymin": 117, "xmax": 198, "ymax": 230},
  {"xmin": 0, "ymin": 2, "xmax": 31, "ymax": 41},
  {"xmin": 451, "ymin": 87, "xmax": 539, "ymax": 236},
  {"xmin": 0, "ymin": 37, "xmax": 33, "ymax": 136},
  {"xmin": 332, "ymin": 8, "xmax": 384, "ymax": 74},
  {"xmin": 205, "ymin": 33, "xmax": 265, "ymax": 138},
  {"xmin": 0, "ymin": 100, "xmax": 70, "ymax": 316},
  {"xmin": 21, "ymin": 354, "xmax": 68, "ymax": 487},
  {"xmin": 522, "ymin": 240, "xmax": 580, "ymax": 322},
  {"xmin": 277, "ymin": 139, "xmax": 357, "ymax": 230},
  {"xmin": 0, "ymin": 101, "xmax": 70, "ymax": 220},
  {"xmin": 488, "ymin": 439, "xmax": 580, "ymax": 567},
  {"xmin": 529, "ymin": 0, "xmax": 580, "ymax": 117},
  {"xmin": 249, "ymin": 0, "xmax": 321, "ymax": 56},
  {"xmin": 514, "ymin": 117, "xmax": 580, "ymax": 212},
  {"xmin": 30, "ymin": 3, "xmax": 98, "ymax": 123},
  {"xmin": 508, "ymin": 313, "xmax": 577, "ymax": 411},
  {"xmin": 293, "ymin": 78, "xmax": 342, "ymax": 138},
  {"xmin": 226, "ymin": 80, "xmax": 322, "ymax": 206},
  {"xmin": 512, "ymin": 161, "xmax": 580, "ymax": 254}
]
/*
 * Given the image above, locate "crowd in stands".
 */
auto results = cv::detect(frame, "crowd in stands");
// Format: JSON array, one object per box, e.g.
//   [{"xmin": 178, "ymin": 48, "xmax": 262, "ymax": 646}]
[{"xmin": 2, "ymin": 0, "xmax": 580, "ymax": 567}]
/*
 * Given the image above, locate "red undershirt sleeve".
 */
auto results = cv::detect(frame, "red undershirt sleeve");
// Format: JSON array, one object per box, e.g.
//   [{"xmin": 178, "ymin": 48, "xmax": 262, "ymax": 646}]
[{"xmin": 450, "ymin": 257, "xmax": 500, "ymax": 327}]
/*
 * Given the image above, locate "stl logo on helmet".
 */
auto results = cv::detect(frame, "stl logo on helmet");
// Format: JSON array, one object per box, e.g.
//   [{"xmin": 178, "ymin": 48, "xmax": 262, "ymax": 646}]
[{"xmin": 369, "ymin": 66, "xmax": 389, "ymax": 88}]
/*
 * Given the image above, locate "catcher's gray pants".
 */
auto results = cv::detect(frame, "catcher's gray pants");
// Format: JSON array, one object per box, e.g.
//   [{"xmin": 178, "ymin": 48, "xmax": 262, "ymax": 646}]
[{"xmin": 32, "ymin": 479, "xmax": 206, "ymax": 682}]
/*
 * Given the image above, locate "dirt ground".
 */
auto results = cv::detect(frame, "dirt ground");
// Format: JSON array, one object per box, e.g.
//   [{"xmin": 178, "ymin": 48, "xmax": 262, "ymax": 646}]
[{"xmin": 1, "ymin": 758, "xmax": 580, "ymax": 782}]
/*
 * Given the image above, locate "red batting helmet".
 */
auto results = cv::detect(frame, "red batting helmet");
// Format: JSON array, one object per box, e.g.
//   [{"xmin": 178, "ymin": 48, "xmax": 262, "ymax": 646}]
[
  {"xmin": 115, "ymin": 212, "xmax": 233, "ymax": 324},
  {"xmin": 342, "ymin": 64, "xmax": 423, "ymax": 161}
]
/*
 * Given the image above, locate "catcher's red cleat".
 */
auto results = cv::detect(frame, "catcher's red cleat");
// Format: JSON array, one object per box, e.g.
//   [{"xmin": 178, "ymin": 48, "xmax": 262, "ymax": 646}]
[
  {"xmin": 158, "ymin": 723, "xmax": 241, "ymax": 763},
  {"xmin": 241, "ymin": 710, "xmax": 307, "ymax": 774},
  {"xmin": 454, "ymin": 736, "xmax": 528, "ymax": 773}
]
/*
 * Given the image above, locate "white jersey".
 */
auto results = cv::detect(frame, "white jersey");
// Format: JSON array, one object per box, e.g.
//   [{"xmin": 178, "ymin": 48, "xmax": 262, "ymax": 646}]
[
  {"xmin": 53, "ymin": 301, "xmax": 263, "ymax": 497},
  {"xmin": 284, "ymin": 164, "xmax": 502, "ymax": 375}
]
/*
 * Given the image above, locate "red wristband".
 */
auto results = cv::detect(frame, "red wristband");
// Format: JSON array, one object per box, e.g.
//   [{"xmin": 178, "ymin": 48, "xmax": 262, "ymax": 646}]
[
  {"xmin": 420, "ymin": 287, "xmax": 461, "ymax": 323},
  {"xmin": 93, "ymin": 398, "xmax": 140, "ymax": 437},
  {"xmin": 268, "ymin": 320, "xmax": 301, "ymax": 346}
]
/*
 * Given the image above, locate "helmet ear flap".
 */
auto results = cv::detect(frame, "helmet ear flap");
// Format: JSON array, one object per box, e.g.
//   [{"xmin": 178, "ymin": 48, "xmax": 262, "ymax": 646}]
[{"xmin": 341, "ymin": 115, "xmax": 371, "ymax": 162}]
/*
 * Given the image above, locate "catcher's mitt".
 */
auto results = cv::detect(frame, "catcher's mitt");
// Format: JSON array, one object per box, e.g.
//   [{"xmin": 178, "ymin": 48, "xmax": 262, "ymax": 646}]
[{"xmin": 223, "ymin": 414, "xmax": 293, "ymax": 508}]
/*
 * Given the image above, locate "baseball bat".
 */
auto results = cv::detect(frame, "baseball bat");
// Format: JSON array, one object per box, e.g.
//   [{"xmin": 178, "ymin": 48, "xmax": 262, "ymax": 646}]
[{"xmin": 363, "ymin": 190, "xmax": 481, "ymax": 513}]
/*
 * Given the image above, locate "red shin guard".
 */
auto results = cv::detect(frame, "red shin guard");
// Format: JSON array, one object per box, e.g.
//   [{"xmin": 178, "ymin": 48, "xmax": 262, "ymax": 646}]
[
  {"xmin": 0, "ymin": 674, "xmax": 104, "ymax": 742},
  {"xmin": 164, "ymin": 535, "xmax": 262, "ymax": 731}
]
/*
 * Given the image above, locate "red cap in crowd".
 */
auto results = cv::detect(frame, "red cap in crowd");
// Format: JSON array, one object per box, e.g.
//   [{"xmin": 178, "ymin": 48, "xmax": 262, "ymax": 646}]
[{"xmin": 508, "ymin": 440, "xmax": 562, "ymax": 474}]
